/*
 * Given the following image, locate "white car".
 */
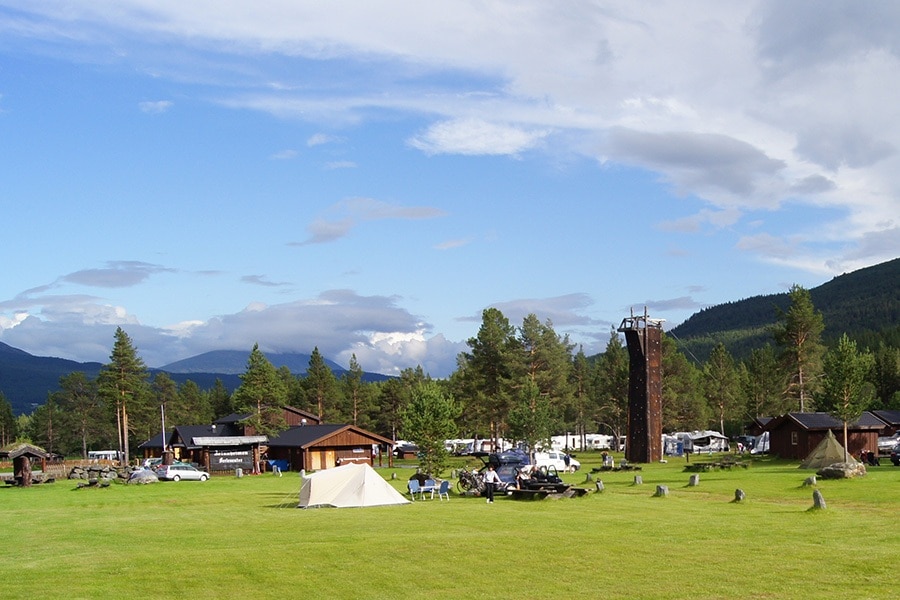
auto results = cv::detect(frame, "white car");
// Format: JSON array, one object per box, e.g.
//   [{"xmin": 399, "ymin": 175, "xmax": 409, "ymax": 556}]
[
  {"xmin": 532, "ymin": 451, "xmax": 580, "ymax": 472},
  {"xmin": 877, "ymin": 432, "xmax": 900, "ymax": 453},
  {"xmin": 156, "ymin": 463, "xmax": 210, "ymax": 482}
]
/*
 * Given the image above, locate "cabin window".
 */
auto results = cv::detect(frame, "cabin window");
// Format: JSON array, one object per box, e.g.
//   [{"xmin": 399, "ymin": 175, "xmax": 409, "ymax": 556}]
[{"xmin": 791, "ymin": 431, "xmax": 798, "ymax": 445}]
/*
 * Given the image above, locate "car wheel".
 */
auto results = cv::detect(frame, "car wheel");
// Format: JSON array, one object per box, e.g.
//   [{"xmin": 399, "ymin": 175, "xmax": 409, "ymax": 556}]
[
  {"xmin": 200, "ymin": 474, "xmax": 208, "ymax": 481},
  {"xmin": 172, "ymin": 474, "xmax": 180, "ymax": 482}
]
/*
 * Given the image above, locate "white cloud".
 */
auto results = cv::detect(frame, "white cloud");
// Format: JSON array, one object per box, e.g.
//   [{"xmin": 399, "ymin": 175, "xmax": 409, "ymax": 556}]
[
  {"xmin": 0, "ymin": 288, "xmax": 464, "ymax": 376},
  {"xmin": 409, "ymin": 118, "xmax": 549, "ymax": 156},
  {"xmin": 290, "ymin": 198, "xmax": 447, "ymax": 246},
  {"xmin": 324, "ymin": 160, "xmax": 356, "ymax": 170},
  {"xmin": 307, "ymin": 133, "xmax": 340, "ymax": 147},
  {"xmin": 270, "ymin": 149, "xmax": 297, "ymax": 160},
  {"xmin": 138, "ymin": 100, "xmax": 173, "ymax": 114}
]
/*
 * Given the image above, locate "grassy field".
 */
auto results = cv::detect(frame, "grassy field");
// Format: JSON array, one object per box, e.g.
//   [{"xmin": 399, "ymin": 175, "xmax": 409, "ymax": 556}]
[{"xmin": 1, "ymin": 453, "xmax": 897, "ymax": 599}]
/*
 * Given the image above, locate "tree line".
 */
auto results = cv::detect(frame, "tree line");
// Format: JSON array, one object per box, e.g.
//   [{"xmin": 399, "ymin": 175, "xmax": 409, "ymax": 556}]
[{"xmin": 1, "ymin": 285, "xmax": 898, "ymax": 463}]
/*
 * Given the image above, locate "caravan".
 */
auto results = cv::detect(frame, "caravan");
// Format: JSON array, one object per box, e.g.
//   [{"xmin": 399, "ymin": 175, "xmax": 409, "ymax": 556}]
[{"xmin": 673, "ymin": 431, "xmax": 729, "ymax": 454}]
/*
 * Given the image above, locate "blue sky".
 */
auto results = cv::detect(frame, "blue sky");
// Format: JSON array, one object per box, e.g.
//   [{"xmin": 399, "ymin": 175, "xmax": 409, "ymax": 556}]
[{"xmin": 1, "ymin": 2, "xmax": 898, "ymax": 377}]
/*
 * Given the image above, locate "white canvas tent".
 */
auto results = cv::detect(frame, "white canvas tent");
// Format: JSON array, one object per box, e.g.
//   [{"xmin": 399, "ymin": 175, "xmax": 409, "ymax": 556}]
[
  {"xmin": 799, "ymin": 429, "xmax": 855, "ymax": 469},
  {"xmin": 298, "ymin": 462, "xmax": 410, "ymax": 508}
]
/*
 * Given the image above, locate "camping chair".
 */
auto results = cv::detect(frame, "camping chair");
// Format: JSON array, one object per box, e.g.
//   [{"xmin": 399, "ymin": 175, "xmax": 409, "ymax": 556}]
[
  {"xmin": 437, "ymin": 479, "xmax": 450, "ymax": 501},
  {"xmin": 422, "ymin": 478, "xmax": 437, "ymax": 499},
  {"xmin": 407, "ymin": 479, "xmax": 420, "ymax": 501}
]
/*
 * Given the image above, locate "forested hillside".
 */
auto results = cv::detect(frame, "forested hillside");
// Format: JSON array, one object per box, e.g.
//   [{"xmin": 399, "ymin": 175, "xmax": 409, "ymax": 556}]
[{"xmin": 669, "ymin": 257, "xmax": 900, "ymax": 362}]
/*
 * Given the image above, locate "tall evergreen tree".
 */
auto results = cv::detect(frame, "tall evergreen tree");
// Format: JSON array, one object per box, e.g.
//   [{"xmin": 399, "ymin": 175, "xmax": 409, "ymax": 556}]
[
  {"xmin": 818, "ymin": 334, "xmax": 875, "ymax": 461},
  {"xmin": 592, "ymin": 330, "xmax": 630, "ymax": 448},
  {"xmin": 178, "ymin": 379, "xmax": 214, "ymax": 425},
  {"xmin": 459, "ymin": 308, "xmax": 519, "ymax": 444},
  {"xmin": 0, "ymin": 392, "xmax": 18, "ymax": 447},
  {"xmin": 375, "ymin": 378, "xmax": 408, "ymax": 441},
  {"xmin": 97, "ymin": 327, "xmax": 150, "ymax": 464},
  {"xmin": 208, "ymin": 378, "xmax": 233, "ymax": 419},
  {"xmin": 342, "ymin": 354, "xmax": 365, "ymax": 426},
  {"xmin": 232, "ymin": 344, "xmax": 288, "ymax": 437},
  {"xmin": 772, "ymin": 284, "xmax": 825, "ymax": 412},
  {"xmin": 507, "ymin": 380, "xmax": 556, "ymax": 451},
  {"xmin": 52, "ymin": 372, "xmax": 103, "ymax": 458},
  {"xmin": 304, "ymin": 347, "xmax": 338, "ymax": 421},
  {"xmin": 871, "ymin": 342, "xmax": 900, "ymax": 409},
  {"xmin": 569, "ymin": 347, "xmax": 594, "ymax": 449},
  {"xmin": 740, "ymin": 345, "xmax": 785, "ymax": 417},
  {"xmin": 151, "ymin": 372, "xmax": 179, "ymax": 447},
  {"xmin": 517, "ymin": 314, "xmax": 574, "ymax": 431},
  {"xmin": 703, "ymin": 343, "xmax": 741, "ymax": 434},
  {"xmin": 661, "ymin": 336, "xmax": 706, "ymax": 431}
]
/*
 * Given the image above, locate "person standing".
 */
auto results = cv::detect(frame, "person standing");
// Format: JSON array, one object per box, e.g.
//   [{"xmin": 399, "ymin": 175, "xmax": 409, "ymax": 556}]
[{"xmin": 483, "ymin": 464, "xmax": 502, "ymax": 503}]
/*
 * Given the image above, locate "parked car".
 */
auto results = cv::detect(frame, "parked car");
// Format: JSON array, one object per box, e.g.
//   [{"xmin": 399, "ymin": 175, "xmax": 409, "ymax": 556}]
[
  {"xmin": 475, "ymin": 449, "xmax": 530, "ymax": 489},
  {"xmin": 532, "ymin": 451, "xmax": 581, "ymax": 472},
  {"xmin": 877, "ymin": 432, "xmax": 900, "ymax": 454},
  {"xmin": 891, "ymin": 443, "xmax": 900, "ymax": 467},
  {"xmin": 156, "ymin": 463, "xmax": 210, "ymax": 481}
]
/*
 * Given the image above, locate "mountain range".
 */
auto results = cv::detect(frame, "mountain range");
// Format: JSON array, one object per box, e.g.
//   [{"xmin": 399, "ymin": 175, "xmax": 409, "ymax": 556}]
[
  {"xmin": 0, "ymin": 345, "xmax": 388, "ymax": 416},
  {"xmin": 669, "ymin": 257, "xmax": 900, "ymax": 362},
  {"xmin": 2, "ymin": 257, "xmax": 897, "ymax": 416}
]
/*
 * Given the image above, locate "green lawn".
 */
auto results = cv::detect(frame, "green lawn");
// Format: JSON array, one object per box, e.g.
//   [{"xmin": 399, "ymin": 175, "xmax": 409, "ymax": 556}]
[{"xmin": 1, "ymin": 454, "xmax": 897, "ymax": 599}]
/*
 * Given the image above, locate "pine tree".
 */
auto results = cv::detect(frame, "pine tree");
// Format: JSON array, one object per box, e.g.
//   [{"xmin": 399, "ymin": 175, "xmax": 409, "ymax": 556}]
[
  {"xmin": 0, "ymin": 392, "xmax": 18, "ymax": 447},
  {"xmin": 740, "ymin": 345, "xmax": 785, "ymax": 417},
  {"xmin": 304, "ymin": 347, "xmax": 338, "ymax": 421},
  {"xmin": 593, "ymin": 330, "xmax": 630, "ymax": 447},
  {"xmin": 52, "ymin": 372, "xmax": 103, "ymax": 458},
  {"xmin": 98, "ymin": 327, "xmax": 150, "ymax": 464},
  {"xmin": 818, "ymin": 334, "xmax": 875, "ymax": 461},
  {"xmin": 773, "ymin": 284, "xmax": 825, "ymax": 412},
  {"xmin": 507, "ymin": 380, "xmax": 556, "ymax": 450},
  {"xmin": 703, "ymin": 343, "xmax": 740, "ymax": 434},
  {"xmin": 232, "ymin": 344, "xmax": 288, "ymax": 437},
  {"xmin": 178, "ymin": 379, "xmax": 214, "ymax": 425},
  {"xmin": 208, "ymin": 378, "xmax": 233, "ymax": 419},
  {"xmin": 459, "ymin": 308, "xmax": 519, "ymax": 444},
  {"xmin": 342, "ymin": 354, "xmax": 365, "ymax": 426},
  {"xmin": 661, "ymin": 336, "xmax": 706, "ymax": 431},
  {"xmin": 569, "ymin": 347, "xmax": 594, "ymax": 449}
]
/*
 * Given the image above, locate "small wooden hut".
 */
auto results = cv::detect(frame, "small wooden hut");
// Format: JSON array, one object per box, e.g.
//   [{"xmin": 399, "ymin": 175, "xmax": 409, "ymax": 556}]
[{"xmin": 0, "ymin": 443, "xmax": 50, "ymax": 487}]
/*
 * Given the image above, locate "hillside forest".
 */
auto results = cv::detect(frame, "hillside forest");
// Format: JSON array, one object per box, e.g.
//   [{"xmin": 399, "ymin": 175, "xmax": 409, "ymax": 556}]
[{"xmin": 1, "ymin": 285, "xmax": 898, "ymax": 462}]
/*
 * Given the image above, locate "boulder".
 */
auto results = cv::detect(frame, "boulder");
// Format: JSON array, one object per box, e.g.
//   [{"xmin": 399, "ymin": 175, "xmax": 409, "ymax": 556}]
[
  {"xmin": 127, "ymin": 469, "xmax": 159, "ymax": 484},
  {"xmin": 812, "ymin": 489, "xmax": 826, "ymax": 510},
  {"xmin": 817, "ymin": 462, "xmax": 866, "ymax": 479}
]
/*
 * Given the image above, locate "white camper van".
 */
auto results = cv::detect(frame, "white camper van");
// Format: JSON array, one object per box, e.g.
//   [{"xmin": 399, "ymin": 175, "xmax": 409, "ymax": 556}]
[{"xmin": 532, "ymin": 451, "xmax": 580, "ymax": 472}]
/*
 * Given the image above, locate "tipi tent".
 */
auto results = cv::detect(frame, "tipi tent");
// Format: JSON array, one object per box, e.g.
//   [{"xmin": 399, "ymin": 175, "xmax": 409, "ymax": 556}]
[
  {"xmin": 799, "ymin": 429, "xmax": 855, "ymax": 469},
  {"xmin": 298, "ymin": 463, "xmax": 410, "ymax": 508}
]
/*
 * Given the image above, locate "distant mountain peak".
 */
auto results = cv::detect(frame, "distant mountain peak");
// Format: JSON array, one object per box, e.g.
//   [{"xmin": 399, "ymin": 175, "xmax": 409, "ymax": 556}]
[{"xmin": 160, "ymin": 349, "xmax": 345, "ymax": 375}]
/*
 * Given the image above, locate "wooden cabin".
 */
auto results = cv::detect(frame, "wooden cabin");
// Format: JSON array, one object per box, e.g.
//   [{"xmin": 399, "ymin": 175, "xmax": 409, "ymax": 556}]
[
  {"xmin": 265, "ymin": 424, "xmax": 394, "ymax": 471},
  {"xmin": 764, "ymin": 411, "xmax": 884, "ymax": 460}
]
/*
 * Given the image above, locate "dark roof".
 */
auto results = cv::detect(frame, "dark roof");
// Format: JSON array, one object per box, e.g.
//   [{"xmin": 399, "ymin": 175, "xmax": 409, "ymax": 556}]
[
  {"xmin": 766, "ymin": 411, "xmax": 885, "ymax": 432},
  {"xmin": 172, "ymin": 425, "xmax": 221, "ymax": 449},
  {"xmin": 140, "ymin": 423, "xmax": 236, "ymax": 449},
  {"xmin": 267, "ymin": 424, "xmax": 393, "ymax": 448},
  {"xmin": 266, "ymin": 424, "xmax": 348, "ymax": 448},
  {"xmin": 872, "ymin": 409, "xmax": 900, "ymax": 427},
  {"xmin": 214, "ymin": 413, "xmax": 246, "ymax": 424},
  {"xmin": 283, "ymin": 405, "xmax": 321, "ymax": 423}
]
